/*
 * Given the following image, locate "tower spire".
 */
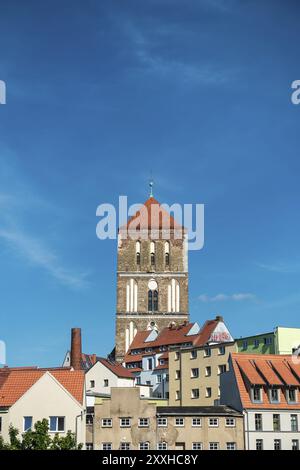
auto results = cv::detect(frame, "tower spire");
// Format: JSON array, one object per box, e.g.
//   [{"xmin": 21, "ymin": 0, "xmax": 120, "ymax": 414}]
[{"xmin": 149, "ymin": 176, "xmax": 154, "ymax": 198}]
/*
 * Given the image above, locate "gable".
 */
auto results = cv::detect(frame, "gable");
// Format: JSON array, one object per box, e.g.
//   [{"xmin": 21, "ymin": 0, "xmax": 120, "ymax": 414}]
[{"xmin": 208, "ymin": 322, "xmax": 234, "ymax": 343}]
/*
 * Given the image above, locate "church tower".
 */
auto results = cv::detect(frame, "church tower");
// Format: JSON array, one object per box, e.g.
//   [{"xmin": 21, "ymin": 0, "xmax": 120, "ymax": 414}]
[{"xmin": 115, "ymin": 189, "xmax": 189, "ymax": 362}]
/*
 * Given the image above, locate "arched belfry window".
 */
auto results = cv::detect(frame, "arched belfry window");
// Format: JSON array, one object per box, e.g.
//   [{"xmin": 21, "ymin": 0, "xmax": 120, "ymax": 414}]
[
  {"xmin": 126, "ymin": 279, "xmax": 138, "ymax": 313},
  {"xmin": 165, "ymin": 241, "xmax": 170, "ymax": 266},
  {"xmin": 168, "ymin": 279, "xmax": 180, "ymax": 312},
  {"xmin": 136, "ymin": 241, "xmax": 141, "ymax": 266},
  {"xmin": 148, "ymin": 290, "xmax": 158, "ymax": 312},
  {"xmin": 150, "ymin": 241, "xmax": 155, "ymax": 266}
]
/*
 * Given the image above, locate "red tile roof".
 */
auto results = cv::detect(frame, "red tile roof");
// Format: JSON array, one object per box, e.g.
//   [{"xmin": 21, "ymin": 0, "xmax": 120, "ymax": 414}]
[
  {"xmin": 149, "ymin": 323, "xmax": 197, "ymax": 348},
  {"xmin": 0, "ymin": 368, "xmax": 85, "ymax": 407},
  {"xmin": 122, "ymin": 197, "xmax": 184, "ymax": 231},
  {"xmin": 99, "ymin": 358, "xmax": 134, "ymax": 379},
  {"xmin": 231, "ymin": 353, "xmax": 300, "ymax": 410},
  {"xmin": 193, "ymin": 320, "xmax": 219, "ymax": 347},
  {"xmin": 127, "ymin": 331, "xmax": 153, "ymax": 351}
]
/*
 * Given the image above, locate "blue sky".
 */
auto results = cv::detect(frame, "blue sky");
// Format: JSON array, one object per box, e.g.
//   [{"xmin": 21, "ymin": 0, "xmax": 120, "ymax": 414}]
[{"xmin": 0, "ymin": 0, "xmax": 299, "ymax": 367}]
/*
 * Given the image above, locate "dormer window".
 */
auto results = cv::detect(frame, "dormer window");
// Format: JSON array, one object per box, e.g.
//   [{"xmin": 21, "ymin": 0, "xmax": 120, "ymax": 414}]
[
  {"xmin": 251, "ymin": 386, "xmax": 263, "ymax": 403},
  {"xmin": 287, "ymin": 387, "xmax": 297, "ymax": 404},
  {"xmin": 269, "ymin": 387, "xmax": 280, "ymax": 404}
]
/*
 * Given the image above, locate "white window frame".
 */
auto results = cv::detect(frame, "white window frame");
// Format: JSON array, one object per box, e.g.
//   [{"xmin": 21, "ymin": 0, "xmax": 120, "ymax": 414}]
[
  {"xmin": 209, "ymin": 442, "xmax": 219, "ymax": 450},
  {"xmin": 157, "ymin": 417, "xmax": 167, "ymax": 427},
  {"xmin": 191, "ymin": 368, "xmax": 199, "ymax": 378},
  {"xmin": 192, "ymin": 442, "xmax": 203, "ymax": 450},
  {"xmin": 175, "ymin": 417, "xmax": 185, "ymax": 427},
  {"xmin": 49, "ymin": 416, "xmax": 65, "ymax": 433},
  {"xmin": 120, "ymin": 442, "xmax": 130, "ymax": 450},
  {"xmin": 102, "ymin": 418, "xmax": 112, "ymax": 428},
  {"xmin": 226, "ymin": 442, "xmax": 236, "ymax": 450},
  {"xmin": 139, "ymin": 442, "xmax": 150, "ymax": 450},
  {"xmin": 157, "ymin": 441, "xmax": 168, "ymax": 450},
  {"xmin": 120, "ymin": 417, "xmax": 131, "ymax": 428},
  {"xmin": 225, "ymin": 417, "xmax": 236, "ymax": 427},
  {"xmin": 138, "ymin": 418, "xmax": 149, "ymax": 428},
  {"xmin": 23, "ymin": 416, "xmax": 33, "ymax": 432},
  {"xmin": 191, "ymin": 388, "xmax": 200, "ymax": 399},
  {"xmin": 208, "ymin": 418, "xmax": 219, "ymax": 427},
  {"xmin": 102, "ymin": 442, "xmax": 112, "ymax": 450},
  {"xmin": 192, "ymin": 417, "xmax": 202, "ymax": 427}
]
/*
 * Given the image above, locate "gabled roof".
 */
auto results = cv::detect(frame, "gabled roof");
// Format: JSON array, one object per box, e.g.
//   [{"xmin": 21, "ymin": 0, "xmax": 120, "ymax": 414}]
[
  {"xmin": 98, "ymin": 358, "xmax": 134, "ymax": 379},
  {"xmin": 231, "ymin": 353, "xmax": 300, "ymax": 410},
  {"xmin": 193, "ymin": 319, "xmax": 219, "ymax": 347},
  {"xmin": 0, "ymin": 367, "xmax": 85, "ymax": 407},
  {"xmin": 123, "ymin": 197, "xmax": 183, "ymax": 231}
]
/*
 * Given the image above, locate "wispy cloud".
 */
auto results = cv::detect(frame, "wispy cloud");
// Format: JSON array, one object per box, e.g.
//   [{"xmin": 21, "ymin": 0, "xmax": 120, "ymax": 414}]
[
  {"xmin": 198, "ymin": 293, "xmax": 257, "ymax": 302},
  {"xmin": 0, "ymin": 154, "xmax": 90, "ymax": 290},
  {"xmin": 0, "ymin": 227, "xmax": 89, "ymax": 289},
  {"xmin": 123, "ymin": 22, "xmax": 237, "ymax": 86},
  {"xmin": 257, "ymin": 262, "xmax": 300, "ymax": 274}
]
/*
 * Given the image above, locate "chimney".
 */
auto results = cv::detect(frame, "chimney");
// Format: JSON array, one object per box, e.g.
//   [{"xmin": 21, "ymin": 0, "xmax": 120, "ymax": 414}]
[
  {"xmin": 70, "ymin": 328, "xmax": 82, "ymax": 370},
  {"xmin": 215, "ymin": 315, "xmax": 224, "ymax": 322}
]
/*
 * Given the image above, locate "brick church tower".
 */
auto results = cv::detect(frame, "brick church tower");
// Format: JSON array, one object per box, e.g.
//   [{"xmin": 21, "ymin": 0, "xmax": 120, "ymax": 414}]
[{"xmin": 115, "ymin": 190, "xmax": 189, "ymax": 362}]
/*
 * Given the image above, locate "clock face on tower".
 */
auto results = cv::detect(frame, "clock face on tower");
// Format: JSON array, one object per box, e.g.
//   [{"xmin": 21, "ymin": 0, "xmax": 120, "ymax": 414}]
[{"xmin": 148, "ymin": 279, "xmax": 158, "ymax": 291}]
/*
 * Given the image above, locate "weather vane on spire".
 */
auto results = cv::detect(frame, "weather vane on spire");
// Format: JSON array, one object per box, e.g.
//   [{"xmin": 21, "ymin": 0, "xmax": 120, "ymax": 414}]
[{"xmin": 149, "ymin": 174, "xmax": 154, "ymax": 197}]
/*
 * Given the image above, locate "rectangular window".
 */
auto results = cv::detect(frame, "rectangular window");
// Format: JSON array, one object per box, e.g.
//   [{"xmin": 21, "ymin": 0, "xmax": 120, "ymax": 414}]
[
  {"xmin": 218, "ymin": 364, "xmax": 226, "ymax": 375},
  {"xmin": 206, "ymin": 387, "xmax": 212, "ymax": 398},
  {"xmin": 256, "ymin": 439, "xmax": 263, "ymax": 450},
  {"xmin": 291, "ymin": 414, "xmax": 298, "ymax": 432},
  {"xmin": 218, "ymin": 346, "xmax": 225, "ymax": 355},
  {"xmin": 287, "ymin": 388, "xmax": 297, "ymax": 403},
  {"xmin": 147, "ymin": 359, "xmax": 153, "ymax": 371},
  {"xmin": 292, "ymin": 440, "xmax": 299, "ymax": 451},
  {"xmin": 175, "ymin": 390, "xmax": 180, "ymax": 400},
  {"xmin": 86, "ymin": 414, "xmax": 94, "ymax": 425},
  {"xmin": 0, "ymin": 416, "xmax": 2, "ymax": 433},
  {"xmin": 242, "ymin": 340, "xmax": 248, "ymax": 350},
  {"xmin": 269, "ymin": 388, "xmax": 280, "ymax": 403},
  {"xmin": 192, "ymin": 442, "xmax": 202, "ymax": 450},
  {"xmin": 209, "ymin": 442, "xmax": 219, "ymax": 450},
  {"xmin": 191, "ymin": 388, "xmax": 199, "ymax": 399},
  {"xmin": 255, "ymin": 414, "xmax": 263, "ymax": 431},
  {"xmin": 191, "ymin": 368, "xmax": 199, "ymax": 378},
  {"xmin": 209, "ymin": 418, "xmax": 219, "ymax": 427},
  {"xmin": 86, "ymin": 443, "xmax": 93, "ymax": 450},
  {"xmin": 175, "ymin": 418, "xmax": 184, "ymax": 427},
  {"xmin": 264, "ymin": 337, "xmax": 273, "ymax": 345},
  {"xmin": 157, "ymin": 417, "xmax": 167, "ymax": 427},
  {"xmin": 102, "ymin": 443, "xmax": 112, "ymax": 450},
  {"xmin": 204, "ymin": 348, "xmax": 211, "ymax": 357},
  {"xmin": 273, "ymin": 414, "xmax": 280, "ymax": 432},
  {"xmin": 175, "ymin": 352, "xmax": 180, "ymax": 360},
  {"xmin": 190, "ymin": 350, "xmax": 197, "ymax": 359},
  {"xmin": 205, "ymin": 366, "xmax": 211, "ymax": 377},
  {"xmin": 157, "ymin": 374, "xmax": 162, "ymax": 384},
  {"xmin": 166, "ymin": 374, "xmax": 169, "ymax": 382},
  {"xmin": 138, "ymin": 418, "xmax": 149, "ymax": 428},
  {"xmin": 192, "ymin": 418, "xmax": 202, "ymax": 427},
  {"xmin": 274, "ymin": 439, "xmax": 281, "ymax": 451},
  {"xmin": 225, "ymin": 418, "xmax": 236, "ymax": 427},
  {"xmin": 120, "ymin": 418, "xmax": 131, "ymax": 428},
  {"xmin": 252, "ymin": 386, "xmax": 262, "ymax": 403},
  {"xmin": 175, "ymin": 370, "xmax": 180, "ymax": 379},
  {"xmin": 90, "ymin": 380, "xmax": 95, "ymax": 388},
  {"xmin": 23, "ymin": 416, "xmax": 33, "ymax": 432},
  {"xmin": 226, "ymin": 442, "xmax": 236, "ymax": 450},
  {"xmin": 139, "ymin": 442, "xmax": 150, "ymax": 450},
  {"xmin": 102, "ymin": 418, "xmax": 112, "ymax": 428},
  {"xmin": 104, "ymin": 379, "xmax": 109, "ymax": 387},
  {"xmin": 120, "ymin": 442, "xmax": 130, "ymax": 450},
  {"xmin": 157, "ymin": 442, "xmax": 168, "ymax": 450},
  {"xmin": 49, "ymin": 416, "xmax": 65, "ymax": 432},
  {"xmin": 254, "ymin": 339, "xmax": 260, "ymax": 348},
  {"xmin": 136, "ymin": 376, "xmax": 141, "ymax": 385}
]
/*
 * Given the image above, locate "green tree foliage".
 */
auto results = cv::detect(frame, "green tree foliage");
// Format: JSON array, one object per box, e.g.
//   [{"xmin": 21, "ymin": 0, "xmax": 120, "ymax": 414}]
[{"xmin": 0, "ymin": 419, "xmax": 82, "ymax": 450}]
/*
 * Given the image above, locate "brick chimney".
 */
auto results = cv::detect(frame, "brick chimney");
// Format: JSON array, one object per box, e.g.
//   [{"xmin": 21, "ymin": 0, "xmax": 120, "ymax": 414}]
[
  {"xmin": 215, "ymin": 315, "xmax": 224, "ymax": 322},
  {"xmin": 70, "ymin": 328, "xmax": 82, "ymax": 370}
]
